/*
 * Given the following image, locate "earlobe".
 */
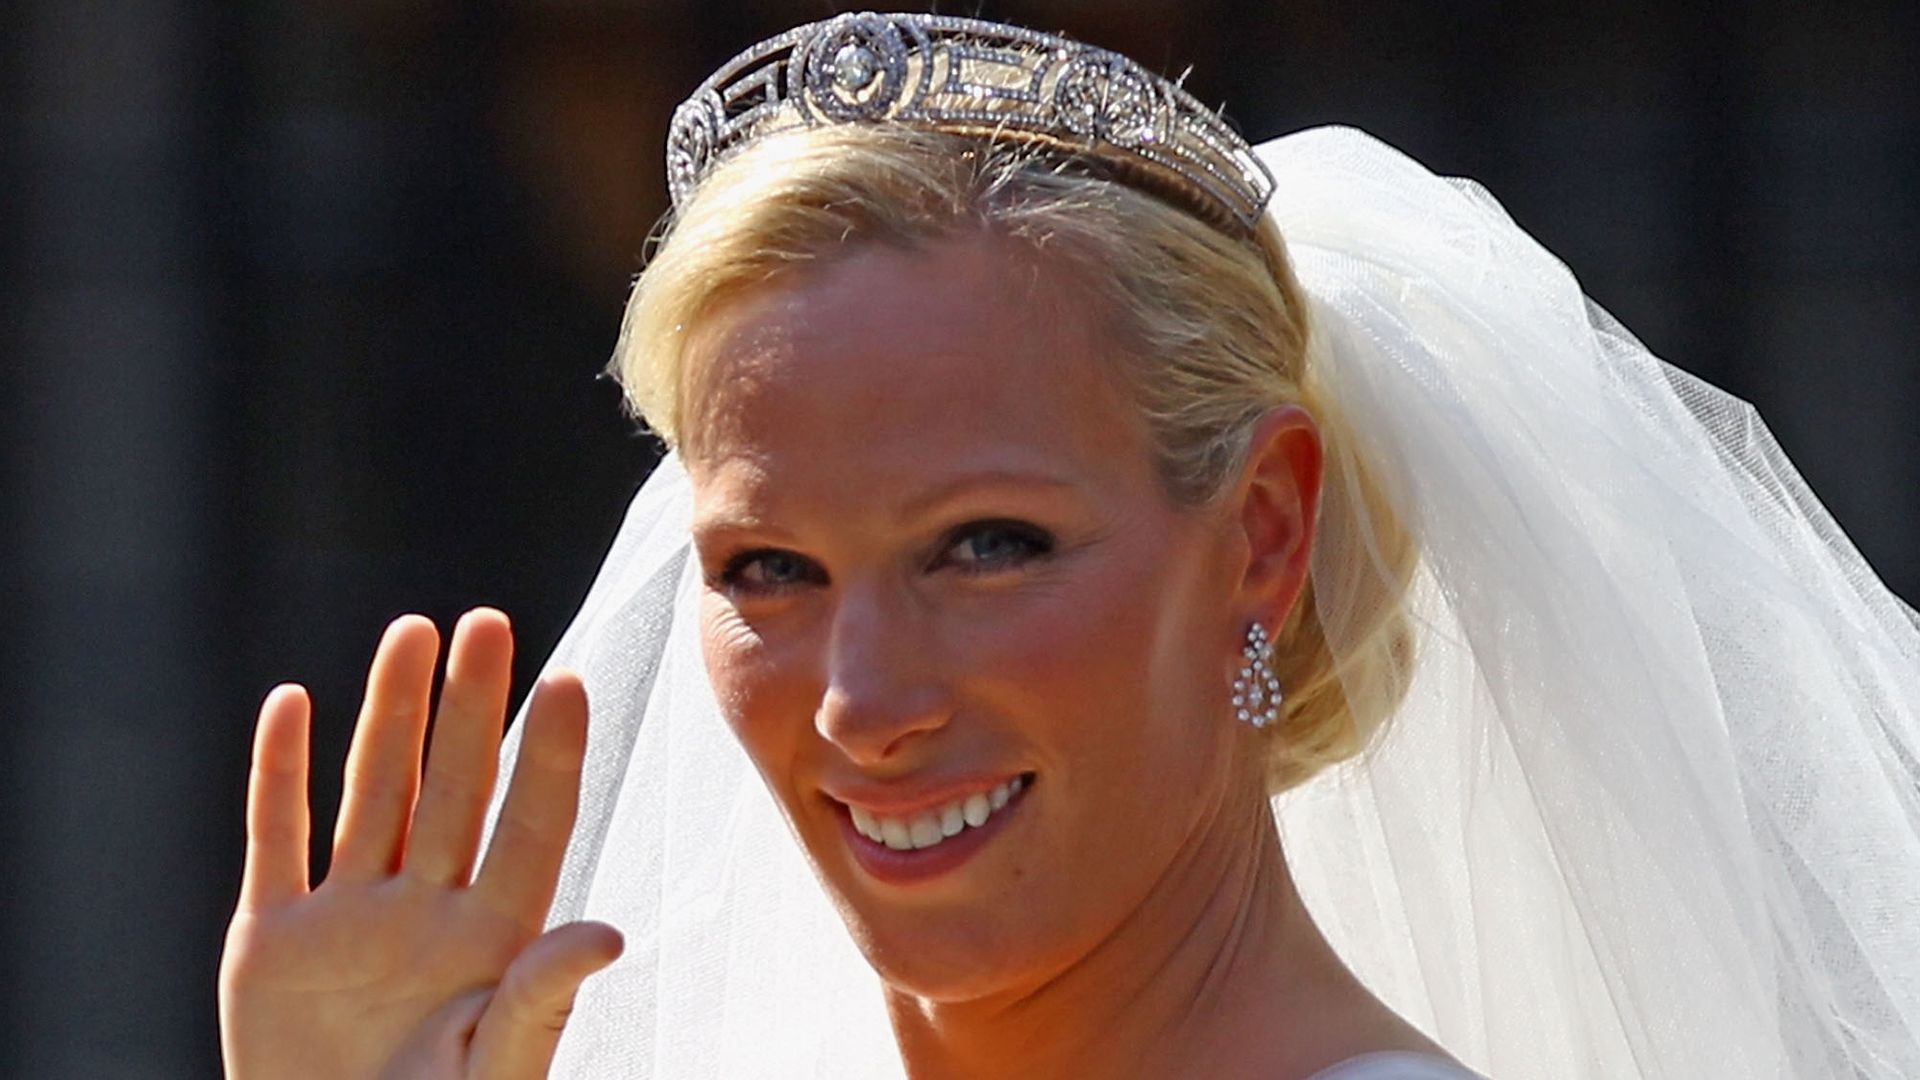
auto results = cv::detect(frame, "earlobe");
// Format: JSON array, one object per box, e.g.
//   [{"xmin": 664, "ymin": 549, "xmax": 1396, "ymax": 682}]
[{"xmin": 1232, "ymin": 405, "xmax": 1324, "ymax": 626}]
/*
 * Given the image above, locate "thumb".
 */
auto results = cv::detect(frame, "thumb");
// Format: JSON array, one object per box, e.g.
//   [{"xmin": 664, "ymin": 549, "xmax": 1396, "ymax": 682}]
[
  {"xmin": 467, "ymin": 921, "xmax": 623, "ymax": 1079},
  {"xmin": 377, "ymin": 986, "xmax": 492, "ymax": 1080}
]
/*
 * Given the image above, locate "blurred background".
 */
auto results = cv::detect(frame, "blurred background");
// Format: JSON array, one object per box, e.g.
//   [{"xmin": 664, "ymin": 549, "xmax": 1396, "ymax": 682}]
[{"xmin": 5, "ymin": 1, "xmax": 1917, "ymax": 1075}]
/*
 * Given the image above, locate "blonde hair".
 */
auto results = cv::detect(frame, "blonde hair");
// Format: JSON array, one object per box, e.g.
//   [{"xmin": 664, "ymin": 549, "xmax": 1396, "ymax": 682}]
[{"xmin": 611, "ymin": 125, "xmax": 1419, "ymax": 793}]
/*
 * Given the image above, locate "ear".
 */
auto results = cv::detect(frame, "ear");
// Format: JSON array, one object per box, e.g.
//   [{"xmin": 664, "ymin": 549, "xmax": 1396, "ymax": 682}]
[{"xmin": 1228, "ymin": 405, "xmax": 1324, "ymax": 630}]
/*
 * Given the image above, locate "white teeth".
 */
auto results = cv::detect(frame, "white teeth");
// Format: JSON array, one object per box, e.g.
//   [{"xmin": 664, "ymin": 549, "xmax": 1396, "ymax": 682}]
[
  {"xmin": 909, "ymin": 816, "xmax": 943, "ymax": 849},
  {"xmin": 880, "ymin": 818, "xmax": 913, "ymax": 850},
  {"xmin": 854, "ymin": 776, "xmax": 1031, "ymax": 853}
]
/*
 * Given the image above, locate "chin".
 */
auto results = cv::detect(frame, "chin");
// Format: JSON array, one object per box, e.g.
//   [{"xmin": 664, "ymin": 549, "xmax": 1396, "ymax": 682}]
[
  {"xmin": 788, "ymin": 782, "xmax": 1076, "ymax": 1004},
  {"xmin": 839, "ymin": 900, "xmax": 1045, "ymax": 1004}
]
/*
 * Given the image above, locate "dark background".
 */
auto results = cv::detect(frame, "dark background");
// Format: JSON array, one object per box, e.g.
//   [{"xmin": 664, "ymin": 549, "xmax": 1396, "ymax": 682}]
[{"xmin": 5, "ymin": 1, "xmax": 1916, "ymax": 1075}]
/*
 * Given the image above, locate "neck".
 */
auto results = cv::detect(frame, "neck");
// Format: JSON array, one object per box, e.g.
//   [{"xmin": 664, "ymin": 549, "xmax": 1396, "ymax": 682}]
[{"xmin": 882, "ymin": 784, "xmax": 1383, "ymax": 1080}]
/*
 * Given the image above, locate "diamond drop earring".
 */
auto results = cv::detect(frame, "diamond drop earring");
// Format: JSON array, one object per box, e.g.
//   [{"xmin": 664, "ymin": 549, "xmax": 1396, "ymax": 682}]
[{"xmin": 1232, "ymin": 622, "xmax": 1283, "ymax": 728}]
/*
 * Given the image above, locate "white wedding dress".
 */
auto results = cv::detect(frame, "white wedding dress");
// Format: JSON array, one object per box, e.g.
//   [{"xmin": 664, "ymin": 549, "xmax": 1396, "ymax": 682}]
[
  {"xmin": 488, "ymin": 127, "xmax": 1920, "ymax": 1078},
  {"xmin": 1309, "ymin": 1053, "xmax": 1487, "ymax": 1079}
]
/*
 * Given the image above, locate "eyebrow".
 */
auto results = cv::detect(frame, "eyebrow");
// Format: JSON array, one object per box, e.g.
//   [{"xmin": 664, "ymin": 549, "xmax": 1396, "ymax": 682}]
[
  {"xmin": 892, "ymin": 469, "xmax": 1081, "ymax": 522},
  {"xmin": 691, "ymin": 468, "xmax": 1082, "ymax": 541}
]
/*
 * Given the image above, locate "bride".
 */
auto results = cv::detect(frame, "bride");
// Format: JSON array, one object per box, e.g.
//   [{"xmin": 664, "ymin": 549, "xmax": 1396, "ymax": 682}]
[{"xmin": 218, "ymin": 14, "xmax": 1920, "ymax": 1079}]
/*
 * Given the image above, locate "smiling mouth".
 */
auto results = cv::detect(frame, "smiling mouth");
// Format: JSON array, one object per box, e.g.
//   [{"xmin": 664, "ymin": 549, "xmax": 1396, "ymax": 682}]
[{"xmin": 843, "ymin": 772, "xmax": 1035, "ymax": 852}]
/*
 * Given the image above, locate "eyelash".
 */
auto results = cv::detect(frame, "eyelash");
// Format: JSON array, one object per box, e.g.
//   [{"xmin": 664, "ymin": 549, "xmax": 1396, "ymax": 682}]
[{"xmin": 714, "ymin": 520, "xmax": 1055, "ymax": 597}]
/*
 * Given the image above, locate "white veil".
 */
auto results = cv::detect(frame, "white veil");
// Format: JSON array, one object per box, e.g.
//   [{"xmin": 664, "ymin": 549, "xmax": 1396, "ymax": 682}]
[{"xmin": 490, "ymin": 126, "xmax": 1920, "ymax": 1078}]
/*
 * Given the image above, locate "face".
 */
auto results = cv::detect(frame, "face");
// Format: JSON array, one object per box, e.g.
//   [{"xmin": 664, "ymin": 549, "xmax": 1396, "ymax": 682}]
[{"xmin": 682, "ymin": 234, "xmax": 1256, "ymax": 1002}]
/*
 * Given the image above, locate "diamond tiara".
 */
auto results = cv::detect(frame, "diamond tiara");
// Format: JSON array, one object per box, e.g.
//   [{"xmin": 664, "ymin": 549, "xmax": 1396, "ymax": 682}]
[{"xmin": 666, "ymin": 12, "xmax": 1276, "ymax": 231}]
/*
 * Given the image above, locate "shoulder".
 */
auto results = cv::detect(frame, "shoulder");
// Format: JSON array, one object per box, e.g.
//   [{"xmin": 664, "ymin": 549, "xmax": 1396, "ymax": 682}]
[{"xmin": 1303, "ymin": 1051, "xmax": 1489, "ymax": 1080}]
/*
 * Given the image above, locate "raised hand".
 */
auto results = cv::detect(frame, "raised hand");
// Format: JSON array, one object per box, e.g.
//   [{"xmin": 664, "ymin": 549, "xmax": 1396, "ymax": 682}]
[{"xmin": 219, "ymin": 609, "xmax": 620, "ymax": 1079}]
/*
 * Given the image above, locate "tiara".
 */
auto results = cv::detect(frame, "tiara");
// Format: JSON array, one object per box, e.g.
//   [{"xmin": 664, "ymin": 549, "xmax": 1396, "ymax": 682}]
[{"xmin": 665, "ymin": 12, "xmax": 1275, "ymax": 231}]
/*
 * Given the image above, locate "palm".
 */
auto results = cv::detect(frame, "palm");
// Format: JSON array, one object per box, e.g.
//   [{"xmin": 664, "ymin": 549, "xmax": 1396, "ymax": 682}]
[
  {"xmin": 226, "ymin": 881, "xmax": 523, "ymax": 1059},
  {"xmin": 219, "ymin": 611, "xmax": 620, "ymax": 1080}
]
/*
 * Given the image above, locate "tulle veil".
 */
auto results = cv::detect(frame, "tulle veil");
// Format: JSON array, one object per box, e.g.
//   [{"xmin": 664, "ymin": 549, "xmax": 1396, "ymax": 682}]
[{"xmin": 487, "ymin": 126, "xmax": 1920, "ymax": 1078}]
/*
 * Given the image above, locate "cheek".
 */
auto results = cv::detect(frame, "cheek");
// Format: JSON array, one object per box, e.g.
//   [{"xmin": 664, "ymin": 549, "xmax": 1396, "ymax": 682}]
[
  {"xmin": 697, "ymin": 595, "xmax": 754, "ymax": 718},
  {"xmin": 698, "ymin": 595, "xmax": 816, "ymax": 784},
  {"xmin": 965, "ymin": 542, "xmax": 1220, "ymax": 779}
]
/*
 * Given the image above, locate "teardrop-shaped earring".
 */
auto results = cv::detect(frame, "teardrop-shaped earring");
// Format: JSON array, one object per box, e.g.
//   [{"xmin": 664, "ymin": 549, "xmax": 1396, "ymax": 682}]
[{"xmin": 1232, "ymin": 622, "xmax": 1283, "ymax": 728}]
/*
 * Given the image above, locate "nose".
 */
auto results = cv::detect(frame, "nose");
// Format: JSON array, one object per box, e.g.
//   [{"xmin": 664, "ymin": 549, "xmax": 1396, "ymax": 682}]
[{"xmin": 814, "ymin": 584, "xmax": 951, "ymax": 766}]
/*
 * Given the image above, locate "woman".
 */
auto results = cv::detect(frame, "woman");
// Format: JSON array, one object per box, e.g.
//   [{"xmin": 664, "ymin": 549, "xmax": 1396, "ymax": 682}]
[{"xmin": 219, "ymin": 14, "xmax": 1920, "ymax": 1079}]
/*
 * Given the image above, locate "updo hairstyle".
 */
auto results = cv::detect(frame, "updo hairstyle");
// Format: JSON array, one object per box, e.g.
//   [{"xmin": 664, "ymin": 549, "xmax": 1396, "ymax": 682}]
[{"xmin": 610, "ymin": 125, "xmax": 1419, "ymax": 793}]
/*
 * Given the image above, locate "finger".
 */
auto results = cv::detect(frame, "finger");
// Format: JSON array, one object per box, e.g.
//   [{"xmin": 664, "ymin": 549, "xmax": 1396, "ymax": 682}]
[
  {"xmin": 238, "ymin": 683, "xmax": 312, "ymax": 911},
  {"xmin": 467, "ymin": 921, "xmax": 623, "ymax": 1080},
  {"xmin": 330, "ymin": 614, "xmax": 440, "ymax": 882},
  {"xmin": 471, "ymin": 671, "xmax": 588, "ymax": 925},
  {"xmin": 406, "ymin": 607, "xmax": 514, "ymax": 885}
]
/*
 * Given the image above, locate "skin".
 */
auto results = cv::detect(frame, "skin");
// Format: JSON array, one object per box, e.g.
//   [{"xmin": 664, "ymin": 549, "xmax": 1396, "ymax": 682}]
[
  {"xmin": 218, "ymin": 231, "xmax": 1446, "ymax": 1078},
  {"xmin": 680, "ymin": 233, "xmax": 1446, "ymax": 1078},
  {"xmin": 219, "ymin": 612, "xmax": 623, "ymax": 1079}
]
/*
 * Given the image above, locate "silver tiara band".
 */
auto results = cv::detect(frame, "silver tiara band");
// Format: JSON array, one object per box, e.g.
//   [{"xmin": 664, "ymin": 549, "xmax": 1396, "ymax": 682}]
[{"xmin": 666, "ymin": 12, "xmax": 1276, "ymax": 231}]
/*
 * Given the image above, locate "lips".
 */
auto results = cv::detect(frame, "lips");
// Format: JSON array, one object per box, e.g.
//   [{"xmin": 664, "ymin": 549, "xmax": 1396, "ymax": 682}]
[
  {"xmin": 848, "ymin": 774, "xmax": 1027, "ymax": 851},
  {"xmin": 828, "ymin": 772, "xmax": 1035, "ymax": 885}
]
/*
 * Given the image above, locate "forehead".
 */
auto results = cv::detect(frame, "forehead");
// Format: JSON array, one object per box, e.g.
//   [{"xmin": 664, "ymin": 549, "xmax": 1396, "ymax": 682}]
[{"xmin": 680, "ymin": 235, "xmax": 1153, "ymax": 506}]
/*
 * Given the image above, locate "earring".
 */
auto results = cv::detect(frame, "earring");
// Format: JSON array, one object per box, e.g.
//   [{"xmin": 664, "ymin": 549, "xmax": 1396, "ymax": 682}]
[{"xmin": 1232, "ymin": 622, "xmax": 1282, "ymax": 729}]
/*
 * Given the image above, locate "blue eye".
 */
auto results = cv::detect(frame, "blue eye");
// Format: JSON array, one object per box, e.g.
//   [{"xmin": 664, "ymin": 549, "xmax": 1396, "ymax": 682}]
[
  {"xmin": 711, "ymin": 522, "xmax": 1052, "ymax": 595},
  {"xmin": 718, "ymin": 549, "xmax": 823, "ymax": 594},
  {"xmin": 942, "ymin": 521, "xmax": 1054, "ymax": 573}
]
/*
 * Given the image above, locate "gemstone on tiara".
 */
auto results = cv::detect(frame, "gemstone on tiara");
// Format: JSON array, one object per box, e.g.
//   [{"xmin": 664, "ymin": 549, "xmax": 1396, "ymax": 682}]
[
  {"xmin": 833, "ymin": 43, "xmax": 879, "ymax": 91},
  {"xmin": 1053, "ymin": 51, "xmax": 1159, "ymax": 147},
  {"xmin": 664, "ymin": 12, "xmax": 1275, "ymax": 231},
  {"xmin": 793, "ymin": 14, "xmax": 922, "ymax": 122}
]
